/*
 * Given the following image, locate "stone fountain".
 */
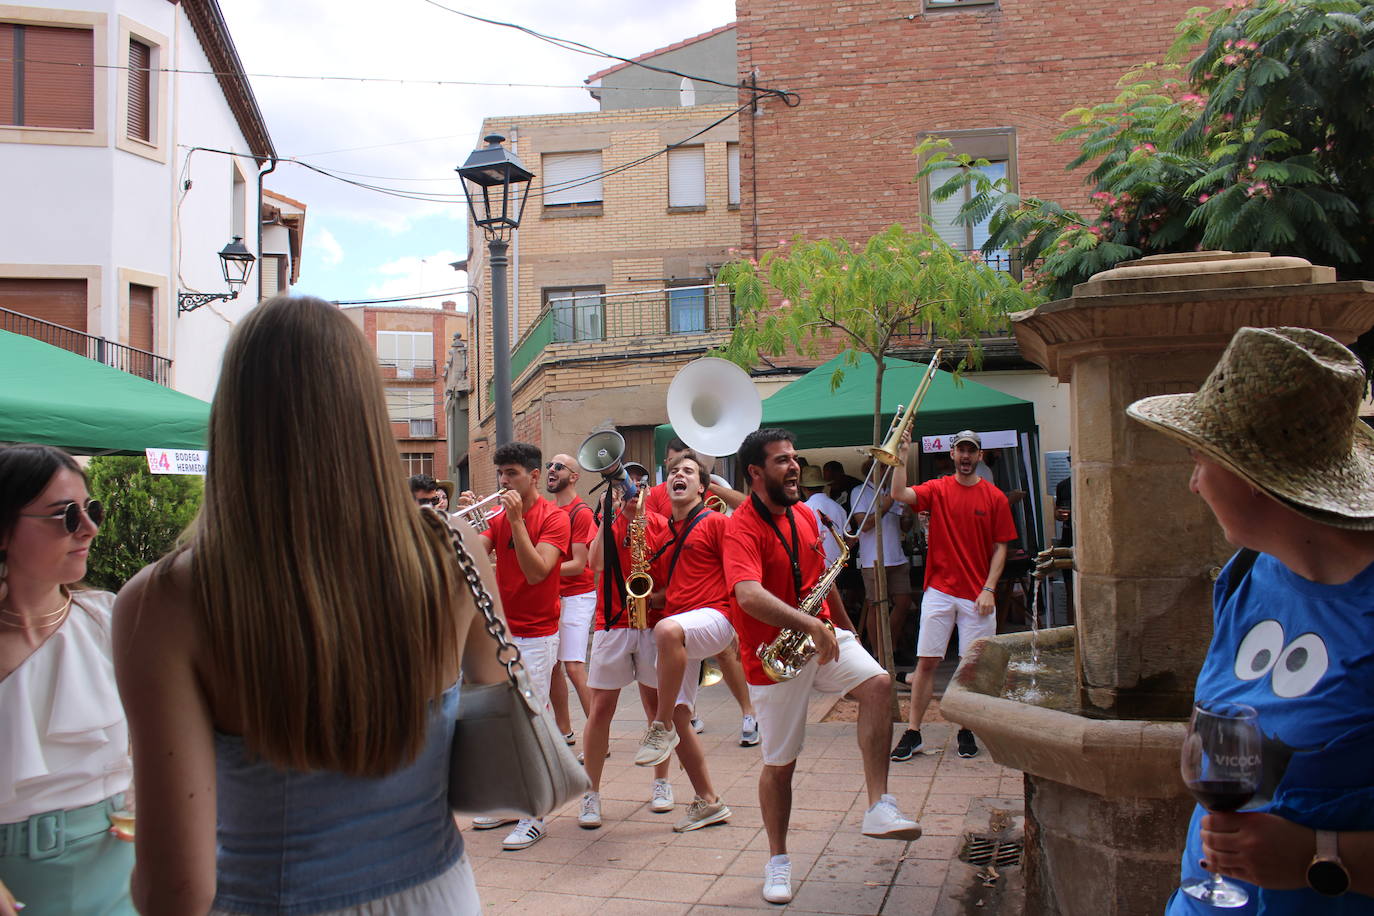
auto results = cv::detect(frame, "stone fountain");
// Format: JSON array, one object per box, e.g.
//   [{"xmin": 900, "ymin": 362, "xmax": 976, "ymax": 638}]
[{"xmin": 939, "ymin": 251, "xmax": 1374, "ymax": 915}]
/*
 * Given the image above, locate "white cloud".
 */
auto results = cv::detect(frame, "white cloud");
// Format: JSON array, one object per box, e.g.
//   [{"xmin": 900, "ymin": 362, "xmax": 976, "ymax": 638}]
[
  {"xmin": 362, "ymin": 250, "xmax": 469, "ymax": 310},
  {"xmin": 307, "ymin": 226, "xmax": 344, "ymax": 268}
]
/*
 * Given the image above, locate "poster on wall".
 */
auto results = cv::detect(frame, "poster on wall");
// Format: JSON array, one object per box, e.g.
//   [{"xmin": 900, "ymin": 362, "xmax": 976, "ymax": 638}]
[
  {"xmin": 146, "ymin": 448, "xmax": 208, "ymax": 475},
  {"xmin": 921, "ymin": 429, "xmax": 1018, "ymax": 453}
]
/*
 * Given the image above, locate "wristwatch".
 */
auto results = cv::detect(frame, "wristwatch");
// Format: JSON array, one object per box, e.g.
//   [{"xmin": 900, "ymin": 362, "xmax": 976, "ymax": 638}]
[{"xmin": 1307, "ymin": 830, "xmax": 1350, "ymax": 897}]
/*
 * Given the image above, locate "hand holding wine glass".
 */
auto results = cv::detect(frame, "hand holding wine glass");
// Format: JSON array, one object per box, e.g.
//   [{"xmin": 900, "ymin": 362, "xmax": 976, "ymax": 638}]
[{"xmin": 1180, "ymin": 701, "xmax": 1263, "ymax": 908}]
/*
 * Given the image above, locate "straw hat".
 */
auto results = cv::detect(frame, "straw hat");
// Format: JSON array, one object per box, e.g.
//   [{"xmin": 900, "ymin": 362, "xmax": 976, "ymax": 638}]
[
  {"xmin": 800, "ymin": 465, "xmax": 826, "ymax": 489},
  {"xmin": 1126, "ymin": 327, "xmax": 1374, "ymax": 530},
  {"xmin": 436, "ymin": 479, "xmax": 456, "ymax": 501}
]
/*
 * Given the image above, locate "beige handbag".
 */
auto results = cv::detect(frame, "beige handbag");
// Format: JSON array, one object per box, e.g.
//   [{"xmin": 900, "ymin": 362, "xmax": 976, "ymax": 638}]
[{"xmin": 427, "ymin": 508, "xmax": 589, "ymax": 817}]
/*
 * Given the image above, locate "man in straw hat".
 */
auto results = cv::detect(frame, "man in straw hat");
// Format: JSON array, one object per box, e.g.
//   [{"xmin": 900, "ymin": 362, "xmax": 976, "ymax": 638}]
[{"xmin": 1127, "ymin": 327, "xmax": 1374, "ymax": 913}]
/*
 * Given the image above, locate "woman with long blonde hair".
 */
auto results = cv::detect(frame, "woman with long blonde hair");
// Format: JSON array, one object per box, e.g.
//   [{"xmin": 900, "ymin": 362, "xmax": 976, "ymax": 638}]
[{"xmin": 114, "ymin": 297, "xmax": 506, "ymax": 915}]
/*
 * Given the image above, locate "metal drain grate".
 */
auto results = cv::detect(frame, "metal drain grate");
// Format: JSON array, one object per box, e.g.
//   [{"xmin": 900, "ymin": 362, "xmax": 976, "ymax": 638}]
[{"xmin": 960, "ymin": 834, "xmax": 1024, "ymax": 868}]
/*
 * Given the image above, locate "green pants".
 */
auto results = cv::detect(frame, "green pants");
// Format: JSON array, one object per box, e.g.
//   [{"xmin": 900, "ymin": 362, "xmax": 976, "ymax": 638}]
[{"xmin": 0, "ymin": 798, "xmax": 135, "ymax": 916}]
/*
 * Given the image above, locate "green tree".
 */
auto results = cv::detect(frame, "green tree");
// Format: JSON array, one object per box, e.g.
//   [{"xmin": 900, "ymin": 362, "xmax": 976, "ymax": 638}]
[
  {"xmin": 924, "ymin": 0, "xmax": 1374, "ymax": 310},
  {"xmin": 715, "ymin": 224, "xmax": 1040, "ymax": 682},
  {"xmin": 85, "ymin": 457, "xmax": 202, "ymax": 591}
]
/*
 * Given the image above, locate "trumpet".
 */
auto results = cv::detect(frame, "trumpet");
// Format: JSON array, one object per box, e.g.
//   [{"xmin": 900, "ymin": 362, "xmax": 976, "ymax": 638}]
[
  {"xmin": 453, "ymin": 490, "xmax": 505, "ymax": 533},
  {"xmin": 843, "ymin": 348, "xmax": 943, "ymax": 538}
]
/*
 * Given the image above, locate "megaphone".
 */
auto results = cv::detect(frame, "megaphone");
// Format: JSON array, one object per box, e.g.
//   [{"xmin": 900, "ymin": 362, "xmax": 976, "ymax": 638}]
[
  {"xmin": 578, "ymin": 429, "xmax": 638, "ymax": 498},
  {"xmin": 667, "ymin": 357, "xmax": 762, "ymax": 457}
]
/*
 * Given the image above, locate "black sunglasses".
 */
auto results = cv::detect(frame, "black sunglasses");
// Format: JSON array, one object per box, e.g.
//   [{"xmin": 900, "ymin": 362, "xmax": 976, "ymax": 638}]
[
  {"xmin": 22, "ymin": 499, "xmax": 105, "ymax": 533},
  {"xmin": 546, "ymin": 462, "xmax": 568, "ymax": 472}
]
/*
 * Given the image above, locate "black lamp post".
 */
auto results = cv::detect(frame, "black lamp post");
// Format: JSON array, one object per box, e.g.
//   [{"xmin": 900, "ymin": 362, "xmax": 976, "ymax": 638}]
[
  {"xmin": 178, "ymin": 236, "xmax": 257, "ymax": 313},
  {"xmin": 456, "ymin": 134, "xmax": 534, "ymax": 447}
]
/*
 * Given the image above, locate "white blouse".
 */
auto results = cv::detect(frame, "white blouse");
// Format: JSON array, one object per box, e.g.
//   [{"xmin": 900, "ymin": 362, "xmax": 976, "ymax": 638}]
[{"xmin": 0, "ymin": 590, "xmax": 132, "ymax": 823}]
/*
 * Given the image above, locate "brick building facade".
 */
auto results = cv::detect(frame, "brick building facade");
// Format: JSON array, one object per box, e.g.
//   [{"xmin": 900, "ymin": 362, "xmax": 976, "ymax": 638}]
[
  {"xmin": 342, "ymin": 303, "xmax": 466, "ymax": 483},
  {"xmin": 464, "ymin": 100, "xmax": 743, "ymax": 496}
]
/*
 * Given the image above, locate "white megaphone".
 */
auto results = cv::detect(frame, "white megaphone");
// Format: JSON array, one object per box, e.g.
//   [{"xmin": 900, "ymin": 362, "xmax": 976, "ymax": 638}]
[
  {"xmin": 577, "ymin": 428, "xmax": 638, "ymax": 498},
  {"xmin": 666, "ymin": 357, "xmax": 762, "ymax": 457}
]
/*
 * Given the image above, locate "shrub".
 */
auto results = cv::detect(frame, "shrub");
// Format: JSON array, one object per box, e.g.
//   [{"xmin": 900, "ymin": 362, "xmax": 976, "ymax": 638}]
[{"xmin": 85, "ymin": 456, "xmax": 202, "ymax": 591}]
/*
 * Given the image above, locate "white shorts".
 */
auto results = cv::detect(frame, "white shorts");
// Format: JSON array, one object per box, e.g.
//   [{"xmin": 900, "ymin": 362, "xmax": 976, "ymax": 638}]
[
  {"xmin": 916, "ymin": 587, "xmax": 994, "ymax": 658},
  {"xmin": 658, "ymin": 607, "xmax": 735, "ymax": 710},
  {"xmin": 513, "ymin": 634, "xmax": 559, "ymax": 707},
  {"xmin": 587, "ymin": 628, "xmax": 658, "ymax": 691},
  {"xmin": 557, "ymin": 591, "xmax": 597, "ymax": 662},
  {"xmin": 747, "ymin": 628, "xmax": 885, "ymax": 766}
]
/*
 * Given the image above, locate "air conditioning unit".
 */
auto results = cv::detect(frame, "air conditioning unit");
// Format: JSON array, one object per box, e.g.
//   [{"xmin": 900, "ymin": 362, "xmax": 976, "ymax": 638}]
[{"xmin": 409, "ymin": 419, "xmax": 436, "ymax": 437}]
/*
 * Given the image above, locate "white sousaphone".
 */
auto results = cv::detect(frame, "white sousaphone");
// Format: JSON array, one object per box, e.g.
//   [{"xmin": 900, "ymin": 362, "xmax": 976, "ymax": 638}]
[{"xmin": 666, "ymin": 357, "xmax": 762, "ymax": 458}]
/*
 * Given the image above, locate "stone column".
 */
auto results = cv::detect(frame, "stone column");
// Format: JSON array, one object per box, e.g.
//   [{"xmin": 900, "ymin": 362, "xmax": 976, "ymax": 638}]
[{"xmin": 1014, "ymin": 251, "xmax": 1374, "ymax": 718}]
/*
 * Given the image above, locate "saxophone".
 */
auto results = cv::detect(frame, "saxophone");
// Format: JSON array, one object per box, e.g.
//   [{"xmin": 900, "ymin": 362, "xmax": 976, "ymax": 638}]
[
  {"xmin": 623, "ymin": 487, "xmax": 652, "ymax": 630},
  {"xmin": 757, "ymin": 514, "xmax": 850, "ymax": 682}
]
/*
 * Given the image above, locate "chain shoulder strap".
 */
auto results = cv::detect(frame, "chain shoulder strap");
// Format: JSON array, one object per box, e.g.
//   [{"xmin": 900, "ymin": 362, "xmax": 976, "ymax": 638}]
[{"xmin": 421, "ymin": 507, "xmax": 523, "ymax": 686}]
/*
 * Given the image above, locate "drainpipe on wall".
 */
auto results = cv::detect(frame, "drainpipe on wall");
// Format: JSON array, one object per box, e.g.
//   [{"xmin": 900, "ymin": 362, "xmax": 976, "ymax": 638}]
[{"xmin": 257, "ymin": 158, "xmax": 279, "ymax": 299}]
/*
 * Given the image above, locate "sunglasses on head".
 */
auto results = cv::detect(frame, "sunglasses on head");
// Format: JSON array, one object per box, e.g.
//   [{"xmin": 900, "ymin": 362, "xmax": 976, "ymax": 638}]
[
  {"xmin": 546, "ymin": 462, "xmax": 568, "ymax": 472},
  {"xmin": 22, "ymin": 499, "xmax": 104, "ymax": 533}
]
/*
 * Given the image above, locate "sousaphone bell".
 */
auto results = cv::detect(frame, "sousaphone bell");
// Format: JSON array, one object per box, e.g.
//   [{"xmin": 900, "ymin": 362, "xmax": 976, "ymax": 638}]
[{"xmin": 666, "ymin": 357, "xmax": 762, "ymax": 458}]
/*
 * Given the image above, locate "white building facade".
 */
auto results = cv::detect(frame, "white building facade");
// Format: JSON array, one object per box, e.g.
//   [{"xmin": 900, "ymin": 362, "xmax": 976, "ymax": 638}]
[{"xmin": 0, "ymin": 0, "xmax": 284, "ymax": 400}]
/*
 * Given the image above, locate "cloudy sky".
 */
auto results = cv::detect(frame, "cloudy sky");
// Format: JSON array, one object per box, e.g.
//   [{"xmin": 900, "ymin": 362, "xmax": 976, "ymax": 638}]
[{"xmin": 219, "ymin": 0, "xmax": 735, "ymax": 310}]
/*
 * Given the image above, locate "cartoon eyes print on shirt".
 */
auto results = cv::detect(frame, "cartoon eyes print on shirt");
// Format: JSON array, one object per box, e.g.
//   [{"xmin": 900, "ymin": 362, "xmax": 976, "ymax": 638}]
[{"xmin": 1233, "ymin": 620, "xmax": 1330, "ymax": 698}]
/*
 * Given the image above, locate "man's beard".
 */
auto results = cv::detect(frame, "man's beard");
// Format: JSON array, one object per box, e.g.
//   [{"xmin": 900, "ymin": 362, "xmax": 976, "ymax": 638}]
[
  {"xmin": 547, "ymin": 477, "xmax": 568, "ymax": 494},
  {"xmin": 765, "ymin": 474, "xmax": 800, "ymax": 507}
]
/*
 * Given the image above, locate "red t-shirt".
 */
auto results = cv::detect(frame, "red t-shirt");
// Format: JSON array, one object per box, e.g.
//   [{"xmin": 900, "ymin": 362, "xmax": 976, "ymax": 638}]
[
  {"xmin": 558, "ymin": 500, "xmax": 596, "ymax": 597},
  {"xmin": 644, "ymin": 480, "xmax": 671, "ymax": 518},
  {"xmin": 724, "ymin": 498, "xmax": 831, "ymax": 686},
  {"xmin": 661, "ymin": 509, "xmax": 730, "ymax": 616},
  {"xmin": 482, "ymin": 495, "xmax": 571, "ymax": 638},
  {"xmin": 595, "ymin": 510, "xmax": 671, "ymax": 630},
  {"xmin": 912, "ymin": 475, "xmax": 1018, "ymax": 601}
]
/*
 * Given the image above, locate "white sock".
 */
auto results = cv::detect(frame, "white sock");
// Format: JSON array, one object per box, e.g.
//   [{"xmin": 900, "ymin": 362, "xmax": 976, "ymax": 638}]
[{"xmin": 769, "ymin": 854, "xmax": 790, "ymax": 867}]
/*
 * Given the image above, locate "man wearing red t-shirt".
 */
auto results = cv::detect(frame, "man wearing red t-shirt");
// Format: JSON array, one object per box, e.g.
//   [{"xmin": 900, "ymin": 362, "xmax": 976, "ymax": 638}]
[
  {"xmin": 546, "ymin": 453, "xmax": 596, "ymax": 743},
  {"xmin": 459, "ymin": 441, "xmax": 571, "ymax": 851},
  {"xmin": 630, "ymin": 451, "xmax": 735, "ymax": 832},
  {"xmin": 725, "ymin": 429, "xmax": 921, "ymax": 906},
  {"xmin": 579, "ymin": 487, "xmax": 673, "ymax": 829},
  {"xmin": 889, "ymin": 429, "xmax": 1018, "ymax": 764}
]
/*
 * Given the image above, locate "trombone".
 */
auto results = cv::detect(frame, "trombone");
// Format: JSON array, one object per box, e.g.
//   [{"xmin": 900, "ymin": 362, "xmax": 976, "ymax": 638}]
[
  {"xmin": 452, "ymin": 490, "xmax": 505, "ymax": 533},
  {"xmin": 842, "ymin": 348, "xmax": 943, "ymax": 538}
]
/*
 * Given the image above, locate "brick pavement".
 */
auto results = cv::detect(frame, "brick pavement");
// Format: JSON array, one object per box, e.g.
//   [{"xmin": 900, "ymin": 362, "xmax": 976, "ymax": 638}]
[{"xmin": 464, "ymin": 677, "xmax": 1022, "ymax": 914}]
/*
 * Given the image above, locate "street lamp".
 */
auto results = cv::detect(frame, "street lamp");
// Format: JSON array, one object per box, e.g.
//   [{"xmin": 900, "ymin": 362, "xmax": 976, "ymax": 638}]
[
  {"xmin": 457, "ymin": 134, "xmax": 534, "ymax": 447},
  {"xmin": 178, "ymin": 236, "xmax": 257, "ymax": 313}
]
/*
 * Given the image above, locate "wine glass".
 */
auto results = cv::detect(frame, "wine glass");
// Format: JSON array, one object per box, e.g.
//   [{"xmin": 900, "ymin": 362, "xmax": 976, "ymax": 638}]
[{"xmin": 1179, "ymin": 701, "xmax": 1262, "ymax": 908}]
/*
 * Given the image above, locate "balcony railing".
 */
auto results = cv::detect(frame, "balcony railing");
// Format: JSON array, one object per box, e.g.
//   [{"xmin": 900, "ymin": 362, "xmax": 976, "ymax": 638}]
[
  {"xmin": 1, "ymin": 306, "xmax": 171, "ymax": 386},
  {"xmin": 379, "ymin": 359, "xmax": 437, "ymax": 379},
  {"xmin": 509, "ymin": 284, "xmax": 735, "ymax": 382}
]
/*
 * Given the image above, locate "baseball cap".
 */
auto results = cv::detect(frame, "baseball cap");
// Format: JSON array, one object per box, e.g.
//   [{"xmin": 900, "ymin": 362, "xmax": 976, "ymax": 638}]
[{"xmin": 952, "ymin": 430, "xmax": 981, "ymax": 448}]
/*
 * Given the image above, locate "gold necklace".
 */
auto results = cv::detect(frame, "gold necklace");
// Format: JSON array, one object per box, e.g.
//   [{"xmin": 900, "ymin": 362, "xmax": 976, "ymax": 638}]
[{"xmin": 0, "ymin": 588, "xmax": 73, "ymax": 629}]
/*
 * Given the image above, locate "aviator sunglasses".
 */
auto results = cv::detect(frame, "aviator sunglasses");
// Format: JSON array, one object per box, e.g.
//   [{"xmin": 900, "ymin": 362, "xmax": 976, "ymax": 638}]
[
  {"xmin": 21, "ymin": 499, "xmax": 105, "ymax": 533},
  {"xmin": 546, "ymin": 461, "xmax": 568, "ymax": 472}
]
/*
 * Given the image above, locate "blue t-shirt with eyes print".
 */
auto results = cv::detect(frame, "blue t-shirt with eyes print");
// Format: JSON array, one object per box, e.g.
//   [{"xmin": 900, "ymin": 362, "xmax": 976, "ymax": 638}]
[{"xmin": 1168, "ymin": 551, "xmax": 1374, "ymax": 915}]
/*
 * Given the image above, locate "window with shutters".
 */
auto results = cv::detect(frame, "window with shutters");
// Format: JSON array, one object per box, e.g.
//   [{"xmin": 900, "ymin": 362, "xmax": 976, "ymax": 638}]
[
  {"xmin": 0, "ymin": 22, "xmax": 94, "ymax": 130},
  {"xmin": 541, "ymin": 150, "xmax": 603, "ymax": 215},
  {"xmin": 544, "ymin": 286, "xmax": 603, "ymax": 343},
  {"xmin": 925, "ymin": 0, "xmax": 997, "ymax": 8},
  {"xmin": 918, "ymin": 128, "xmax": 1016, "ymax": 269},
  {"xmin": 385, "ymin": 387, "xmax": 434, "ymax": 424},
  {"xmin": 667, "ymin": 146, "xmax": 706, "ymax": 211},
  {"xmin": 727, "ymin": 143, "xmax": 741, "ymax": 208},
  {"xmin": 378, "ymin": 331, "xmax": 435, "ymax": 378},
  {"xmin": 126, "ymin": 37, "xmax": 150, "ymax": 142},
  {"xmin": 259, "ymin": 254, "xmax": 287, "ymax": 300}
]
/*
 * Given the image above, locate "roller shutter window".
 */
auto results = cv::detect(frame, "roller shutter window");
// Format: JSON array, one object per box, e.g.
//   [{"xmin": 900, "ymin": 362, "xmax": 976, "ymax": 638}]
[
  {"xmin": 727, "ymin": 143, "xmax": 740, "ymax": 206},
  {"xmin": 0, "ymin": 24, "xmax": 94, "ymax": 129},
  {"xmin": 667, "ymin": 146, "xmax": 706, "ymax": 208},
  {"xmin": 542, "ymin": 151, "xmax": 603, "ymax": 206},
  {"xmin": 927, "ymin": 160, "xmax": 1006, "ymax": 252},
  {"xmin": 127, "ymin": 38, "xmax": 150, "ymax": 142},
  {"xmin": 258, "ymin": 254, "xmax": 286, "ymax": 301},
  {"xmin": 128, "ymin": 283, "xmax": 154, "ymax": 351},
  {"xmin": 0, "ymin": 278, "xmax": 88, "ymax": 356}
]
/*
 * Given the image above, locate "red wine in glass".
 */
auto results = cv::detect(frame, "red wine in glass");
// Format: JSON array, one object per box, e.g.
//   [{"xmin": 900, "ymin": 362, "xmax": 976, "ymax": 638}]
[{"xmin": 1180, "ymin": 701, "xmax": 1262, "ymax": 908}]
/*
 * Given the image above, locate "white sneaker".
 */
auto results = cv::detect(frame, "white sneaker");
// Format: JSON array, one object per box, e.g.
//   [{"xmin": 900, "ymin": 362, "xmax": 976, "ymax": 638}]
[
  {"xmin": 674, "ymin": 796, "xmax": 730, "ymax": 833},
  {"xmin": 650, "ymin": 778, "xmax": 674, "ymax": 813},
  {"xmin": 501, "ymin": 817, "xmax": 546, "ymax": 850},
  {"xmin": 634, "ymin": 721, "xmax": 679, "ymax": 767},
  {"xmin": 740, "ymin": 714, "xmax": 761, "ymax": 746},
  {"xmin": 578, "ymin": 791, "xmax": 602, "ymax": 829},
  {"xmin": 861, "ymin": 793, "xmax": 922, "ymax": 841},
  {"xmin": 763, "ymin": 855, "xmax": 793, "ymax": 904},
  {"xmin": 471, "ymin": 815, "xmax": 517, "ymax": 830},
  {"xmin": 691, "ymin": 716, "xmax": 706, "ymax": 734}
]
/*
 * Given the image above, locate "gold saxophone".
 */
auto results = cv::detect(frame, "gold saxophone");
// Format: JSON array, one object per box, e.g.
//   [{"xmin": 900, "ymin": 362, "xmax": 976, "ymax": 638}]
[
  {"xmin": 757, "ymin": 514, "xmax": 850, "ymax": 682},
  {"xmin": 623, "ymin": 487, "xmax": 652, "ymax": 630}
]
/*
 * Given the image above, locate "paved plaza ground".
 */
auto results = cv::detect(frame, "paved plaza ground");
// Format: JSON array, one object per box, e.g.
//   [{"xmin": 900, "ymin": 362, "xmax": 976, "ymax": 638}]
[{"xmin": 464, "ymin": 667, "xmax": 1025, "ymax": 915}]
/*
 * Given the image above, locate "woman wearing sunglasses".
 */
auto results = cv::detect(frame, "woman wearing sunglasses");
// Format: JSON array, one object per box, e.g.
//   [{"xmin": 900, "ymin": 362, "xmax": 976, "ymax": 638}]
[
  {"xmin": 0, "ymin": 444, "xmax": 132, "ymax": 916},
  {"xmin": 113, "ymin": 296, "xmax": 507, "ymax": 915}
]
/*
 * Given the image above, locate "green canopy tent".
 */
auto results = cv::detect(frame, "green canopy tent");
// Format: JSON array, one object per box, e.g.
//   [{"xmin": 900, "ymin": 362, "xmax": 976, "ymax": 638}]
[
  {"xmin": 654, "ymin": 351, "xmax": 1043, "ymax": 547},
  {"xmin": 0, "ymin": 330, "xmax": 210, "ymax": 455}
]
